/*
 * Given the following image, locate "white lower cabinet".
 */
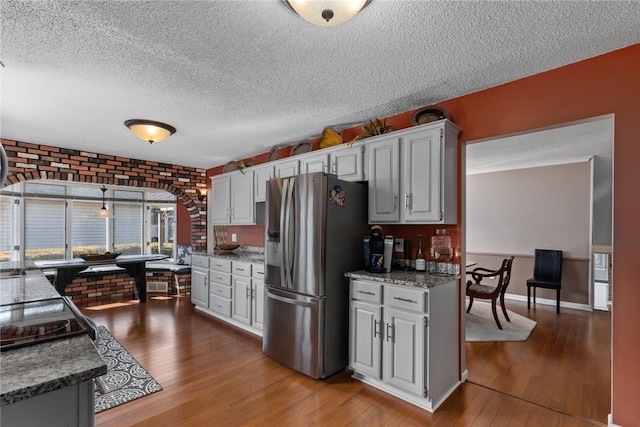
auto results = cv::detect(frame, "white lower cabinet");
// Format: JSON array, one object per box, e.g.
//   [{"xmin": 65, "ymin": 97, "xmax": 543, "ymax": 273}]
[
  {"xmin": 209, "ymin": 259, "xmax": 232, "ymax": 317},
  {"xmin": 191, "ymin": 254, "xmax": 210, "ymax": 307},
  {"xmin": 232, "ymin": 261, "xmax": 252, "ymax": 325},
  {"xmin": 349, "ymin": 277, "xmax": 459, "ymax": 412},
  {"xmin": 192, "ymin": 255, "xmax": 264, "ymax": 336}
]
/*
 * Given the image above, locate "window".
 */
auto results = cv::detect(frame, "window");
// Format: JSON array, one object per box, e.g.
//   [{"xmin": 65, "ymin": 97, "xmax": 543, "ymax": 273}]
[
  {"xmin": 71, "ymin": 200, "xmax": 107, "ymax": 257},
  {"xmin": 0, "ymin": 196, "xmax": 13, "ymax": 261},
  {"xmin": 114, "ymin": 203, "xmax": 143, "ymax": 255},
  {"xmin": 24, "ymin": 198, "xmax": 66, "ymax": 260},
  {"xmin": 1, "ymin": 181, "xmax": 177, "ymax": 262}
]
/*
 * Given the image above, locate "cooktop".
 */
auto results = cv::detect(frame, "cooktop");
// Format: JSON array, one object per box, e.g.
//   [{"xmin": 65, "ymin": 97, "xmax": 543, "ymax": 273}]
[{"xmin": 0, "ymin": 297, "xmax": 95, "ymax": 352}]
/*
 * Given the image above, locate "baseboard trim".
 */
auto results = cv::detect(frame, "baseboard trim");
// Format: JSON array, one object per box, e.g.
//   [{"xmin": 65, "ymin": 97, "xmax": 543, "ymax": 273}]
[
  {"xmin": 608, "ymin": 413, "xmax": 622, "ymax": 426},
  {"xmin": 504, "ymin": 293, "xmax": 592, "ymax": 312},
  {"xmin": 461, "ymin": 369, "xmax": 468, "ymax": 383}
]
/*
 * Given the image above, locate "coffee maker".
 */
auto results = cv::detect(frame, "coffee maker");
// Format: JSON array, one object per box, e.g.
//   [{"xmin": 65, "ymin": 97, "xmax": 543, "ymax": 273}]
[{"xmin": 366, "ymin": 225, "xmax": 394, "ymax": 273}]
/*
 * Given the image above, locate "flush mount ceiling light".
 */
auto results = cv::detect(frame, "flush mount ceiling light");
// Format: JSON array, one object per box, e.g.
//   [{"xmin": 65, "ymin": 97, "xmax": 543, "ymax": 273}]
[
  {"xmin": 124, "ymin": 119, "xmax": 176, "ymax": 144},
  {"xmin": 96, "ymin": 185, "xmax": 114, "ymax": 218},
  {"xmin": 284, "ymin": 0, "xmax": 371, "ymax": 26}
]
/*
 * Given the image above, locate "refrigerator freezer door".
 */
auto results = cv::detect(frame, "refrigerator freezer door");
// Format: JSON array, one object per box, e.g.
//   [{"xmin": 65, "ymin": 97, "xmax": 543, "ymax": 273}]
[{"xmin": 263, "ymin": 287, "xmax": 325, "ymax": 379}]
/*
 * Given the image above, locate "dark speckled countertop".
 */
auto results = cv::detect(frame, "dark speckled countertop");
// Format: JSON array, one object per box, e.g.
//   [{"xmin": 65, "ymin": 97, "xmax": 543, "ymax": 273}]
[
  {"xmin": 345, "ymin": 269, "xmax": 460, "ymax": 289},
  {"xmin": 0, "ymin": 261, "xmax": 107, "ymax": 406}
]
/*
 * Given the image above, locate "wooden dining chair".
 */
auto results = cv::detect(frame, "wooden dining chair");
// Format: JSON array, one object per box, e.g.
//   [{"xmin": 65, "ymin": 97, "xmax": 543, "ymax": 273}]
[
  {"xmin": 526, "ymin": 249, "xmax": 563, "ymax": 313},
  {"xmin": 466, "ymin": 256, "xmax": 515, "ymax": 330}
]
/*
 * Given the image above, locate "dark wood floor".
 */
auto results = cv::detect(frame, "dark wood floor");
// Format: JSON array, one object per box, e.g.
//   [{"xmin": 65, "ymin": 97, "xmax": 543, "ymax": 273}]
[{"xmin": 79, "ymin": 297, "xmax": 609, "ymax": 427}]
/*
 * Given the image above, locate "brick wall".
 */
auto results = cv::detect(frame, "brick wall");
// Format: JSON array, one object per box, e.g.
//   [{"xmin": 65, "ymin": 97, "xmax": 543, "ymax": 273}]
[
  {"xmin": 64, "ymin": 273, "xmax": 135, "ymax": 305},
  {"xmin": 146, "ymin": 270, "xmax": 192, "ymax": 297},
  {"xmin": 1, "ymin": 138, "xmax": 207, "ymax": 252}
]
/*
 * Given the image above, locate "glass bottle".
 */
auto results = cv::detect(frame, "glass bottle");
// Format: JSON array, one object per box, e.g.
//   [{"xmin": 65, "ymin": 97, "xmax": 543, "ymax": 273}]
[
  {"xmin": 415, "ymin": 234, "xmax": 426, "ymax": 271},
  {"xmin": 431, "ymin": 228, "xmax": 452, "ymax": 263}
]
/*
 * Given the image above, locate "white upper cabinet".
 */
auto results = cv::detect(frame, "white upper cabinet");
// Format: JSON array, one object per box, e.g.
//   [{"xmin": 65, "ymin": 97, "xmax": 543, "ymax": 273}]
[
  {"xmin": 298, "ymin": 144, "xmax": 366, "ymax": 182},
  {"xmin": 211, "ymin": 175, "xmax": 231, "ymax": 224},
  {"xmin": 368, "ymin": 120, "xmax": 459, "ymax": 224},
  {"xmin": 368, "ymin": 135, "xmax": 401, "ymax": 222},
  {"xmin": 253, "ymin": 164, "xmax": 274, "ymax": 203},
  {"xmin": 300, "ymin": 153, "xmax": 330, "ymax": 175},
  {"xmin": 211, "ymin": 171, "xmax": 255, "ymax": 225},
  {"xmin": 330, "ymin": 144, "xmax": 366, "ymax": 182},
  {"xmin": 274, "ymin": 159, "xmax": 299, "ymax": 178}
]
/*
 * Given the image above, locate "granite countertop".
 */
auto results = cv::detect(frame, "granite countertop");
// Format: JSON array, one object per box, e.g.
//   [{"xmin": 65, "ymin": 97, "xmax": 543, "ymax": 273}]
[
  {"xmin": 0, "ymin": 262, "xmax": 107, "ymax": 406},
  {"xmin": 345, "ymin": 269, "xmax": 460, "ymax": 289},
  {"xmin": 1, "ymin": 335, "xmax": 107, "ymax": 405},
  {"xmin": 194, "ymin": 248, "xmax": 265, "ymax": 265}
]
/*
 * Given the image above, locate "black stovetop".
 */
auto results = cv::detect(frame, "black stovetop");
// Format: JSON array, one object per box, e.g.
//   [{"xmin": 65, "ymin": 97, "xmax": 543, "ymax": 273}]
[{"xmin": 0, "ymin": 297, "xmax": 95, "ymax": 352}]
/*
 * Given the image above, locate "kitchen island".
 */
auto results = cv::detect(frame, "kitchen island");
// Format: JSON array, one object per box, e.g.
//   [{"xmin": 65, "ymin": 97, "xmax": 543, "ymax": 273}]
[
  {"xmin": 0, "ymin": 261, "xmax": 107, "ymax": 427},
  {"xmin": 345, "ymin": 268, "xmax": 460, "ymax": 412}
]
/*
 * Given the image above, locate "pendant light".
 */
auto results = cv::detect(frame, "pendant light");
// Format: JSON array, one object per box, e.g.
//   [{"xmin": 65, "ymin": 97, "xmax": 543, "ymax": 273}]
[
  {"xmin": 124, "ymin": 119, "xmax": 176, "ymax": 144},
  {"xmin": 284, "ymin": 0, "xmax": 371, "ymax": 26},
  {"xmin": 95, "ymin": 185, "xmax": 114, "ymax": 218}
]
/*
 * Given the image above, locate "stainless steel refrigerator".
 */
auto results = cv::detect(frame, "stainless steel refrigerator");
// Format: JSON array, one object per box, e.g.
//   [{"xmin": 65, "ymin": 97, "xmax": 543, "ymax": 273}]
[{"xmin": 263, "ymin": 172, "xmax": 368, "ymax": 379}]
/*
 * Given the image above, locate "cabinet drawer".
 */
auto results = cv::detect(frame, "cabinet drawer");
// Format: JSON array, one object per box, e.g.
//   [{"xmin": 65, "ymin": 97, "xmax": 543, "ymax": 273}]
[
  {"xmin": 191, "ymin": 255, "xmax": 210, "ymax": 269},
  {"xmin": 210, "ymin": 283, "xmax": 232, "ymax": 299},
  {"xmin": 351, "ymin": 280, "xmax": 382, "ymax": 304},
  {"xmin": 385, "ymin": 285, "xmax": 427, "ymax": 314},
  {"xmin": 232, "ymin": 261, "xmax": 252, "ymax": 277},
  {"xmin": 210, "ymin": 258, "xmax": 232, "ymax": 272},
  {"xmin": 209, "ymin": 295, "xmax": 232, "ymax": 317},
  {"xmin": 210, "ymin": 271, "xmax": 231, "ymax": 286},
  {"xmin": 252, "ymin": 263, "xmax": 265, "ymax": 279}
]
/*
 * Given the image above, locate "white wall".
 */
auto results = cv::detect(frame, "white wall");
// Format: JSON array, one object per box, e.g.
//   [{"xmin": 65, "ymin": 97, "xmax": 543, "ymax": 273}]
[{"xmin": 466, "ymin": 161, "xmax": 591, "ymax": 259}]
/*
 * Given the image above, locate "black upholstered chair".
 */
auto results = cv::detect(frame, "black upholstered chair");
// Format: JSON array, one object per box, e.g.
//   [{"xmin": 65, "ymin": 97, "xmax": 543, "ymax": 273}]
[
  {"xmin": 526, "ymin": 249, "xmax": 563, "ymax": 313},
  {"xmin": 466, "ymin": 256, "xmax": 515, "ymax": 330}
]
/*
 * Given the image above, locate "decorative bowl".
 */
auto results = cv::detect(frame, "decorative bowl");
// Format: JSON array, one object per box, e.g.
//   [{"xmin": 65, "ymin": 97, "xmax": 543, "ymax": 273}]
[{"xmin": 79, "ymin": 252, "xmax": 121, "ymax": 261}]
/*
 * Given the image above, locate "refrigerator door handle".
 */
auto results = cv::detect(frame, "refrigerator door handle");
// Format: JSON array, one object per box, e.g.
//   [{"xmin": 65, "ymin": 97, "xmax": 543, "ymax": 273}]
[
  {"xmin": 279, "ymin": 178, "xmax": 289, "ymax": 288},
  {"xmin": 266, "ymin": 289, "xmax": 317, "ymax": 308},
  {"xmin": 287, "ymin": 177, "xmax": 296, "ymax": 285}
]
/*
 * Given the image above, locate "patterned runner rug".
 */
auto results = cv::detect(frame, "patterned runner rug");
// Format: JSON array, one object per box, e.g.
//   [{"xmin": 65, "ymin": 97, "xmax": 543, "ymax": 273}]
[{"xmin": 94, "ymin": 326, "xmax": 162, "ymax": 413}]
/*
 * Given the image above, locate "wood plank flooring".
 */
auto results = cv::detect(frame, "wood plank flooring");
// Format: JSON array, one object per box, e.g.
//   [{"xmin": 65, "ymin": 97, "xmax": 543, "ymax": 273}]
[
  {"xmin": 465, "ymin": 299, "xmax": 611, "ymax": 425},
  {"xmin": 79, "ymin": 297, "xmax": 609, "ymax": 427}
]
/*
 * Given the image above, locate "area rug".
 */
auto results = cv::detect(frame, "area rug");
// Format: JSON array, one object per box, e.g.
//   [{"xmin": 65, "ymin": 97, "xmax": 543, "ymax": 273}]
[
  {"xmin": 465, "ymin": 300, "xmax": 537, "ymax": 342},
  {"xmin": 94, "ymin": 326, "xmax": 163, "ymax": 413}
]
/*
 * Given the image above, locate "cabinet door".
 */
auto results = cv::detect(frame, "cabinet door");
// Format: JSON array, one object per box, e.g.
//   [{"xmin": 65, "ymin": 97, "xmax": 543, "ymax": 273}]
[
  {"xmin": 332, "ymin": 145, "xmax": 364, "ymax": 182},
  {"xmin": 350, "ymin": 300, "xmax": 382, "ymax": 378},
  {"xmin": 402, "ymin": 127, "xmax": 442, "ymax": 222},
  {"xmin": 300, "ymin": 153, "xmax": 329, "ymax": 175},
  {"xmin": 368, "ymin": 137, "xmax": 400, "ymax": 222},
  {"xmin": 232, "ymin": 276, "xmax": 252, "ymax": 325},
  {"xmin": 211, "ymin": 175, "xmax": 231, "ymax": 224},
  {"xmin": 252, "ymin": 279, "xmax": 265, "ymax": 331},
  {"xmin": 191, "ymin": 267, "xmax": 209, "ymax": 307},
  {"xmin": 274, "ymin": 159, "xmax": 299, "ymax": 178},
  {"xmin": 383, "ymin": 308, "xmax": 425, "ymax": 397},
  {"xmin": 230, "ymin": 171, "xmax": 255, "ymax": 224},
  {"xmin": 254, "ymin": 165, "xmax": 274, "ymax": 203}
]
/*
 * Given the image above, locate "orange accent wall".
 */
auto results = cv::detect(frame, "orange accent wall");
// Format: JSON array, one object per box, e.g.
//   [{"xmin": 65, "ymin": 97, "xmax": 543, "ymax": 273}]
[
  {"xmin": 435, "ymin": 44, "xmax": 639, "ymax": 426},
  {"xmin": 207, "ymin": 44, "xmax": 640, "ymax": 423},
  {"xmin": 176, "ymin": 201, "xmax": 192, "ymax": 246}
]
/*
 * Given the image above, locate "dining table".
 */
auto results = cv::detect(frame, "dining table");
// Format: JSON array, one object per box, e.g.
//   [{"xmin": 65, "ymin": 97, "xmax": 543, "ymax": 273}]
[{"xmin": 35, "ymin": 254, "xmax": 168, "ymax": 303}]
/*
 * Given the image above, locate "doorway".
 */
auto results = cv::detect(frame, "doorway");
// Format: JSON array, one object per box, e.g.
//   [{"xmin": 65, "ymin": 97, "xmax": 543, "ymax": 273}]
[{"xmin": 462, "ymin": 116, "xmax": 613, "ymax": 423}]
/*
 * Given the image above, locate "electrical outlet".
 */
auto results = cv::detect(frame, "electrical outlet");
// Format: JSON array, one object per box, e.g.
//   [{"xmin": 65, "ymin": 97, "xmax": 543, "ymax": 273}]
[{"xmin": 231, "ymin": 233, "xmax": 237, "ymax": 243}]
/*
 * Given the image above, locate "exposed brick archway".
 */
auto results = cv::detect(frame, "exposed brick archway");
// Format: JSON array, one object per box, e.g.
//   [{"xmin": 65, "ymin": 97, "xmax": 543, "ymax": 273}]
[{"xmin": 2, "ymin": 139, "xmax": 207, "ymax": 252}]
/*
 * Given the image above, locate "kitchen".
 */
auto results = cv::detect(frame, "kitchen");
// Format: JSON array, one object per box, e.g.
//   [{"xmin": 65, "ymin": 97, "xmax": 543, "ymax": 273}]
[{"xmin": 1, "ymin": 1, "xmax": 639, "ymax": 425}]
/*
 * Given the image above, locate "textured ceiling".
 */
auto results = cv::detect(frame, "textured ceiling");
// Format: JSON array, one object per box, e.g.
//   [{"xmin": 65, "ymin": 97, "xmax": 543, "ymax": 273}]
[{"xmin": 1, "ymin": 1, "xmax": 639, "ymax": 169}]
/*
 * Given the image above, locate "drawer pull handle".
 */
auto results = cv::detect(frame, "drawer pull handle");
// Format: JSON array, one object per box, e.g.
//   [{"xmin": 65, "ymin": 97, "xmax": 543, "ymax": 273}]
[
  {"xmin": 374, "ymin": 320, "xmax": 381, "ymax": 338},
  {"xmin": 386, "ymin": 323, "xmax": 393, "ymax": 342},
  {"xmin": 236, "ymin": 268, "xmax": 245, "ymax": 271},
  {"xmin": 394, "ymin": 297, "xmax": 417, "ymax": 304},
  {"xmin": 357, "ymin": 290, "xmax": 375, "ymax": 296}
]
